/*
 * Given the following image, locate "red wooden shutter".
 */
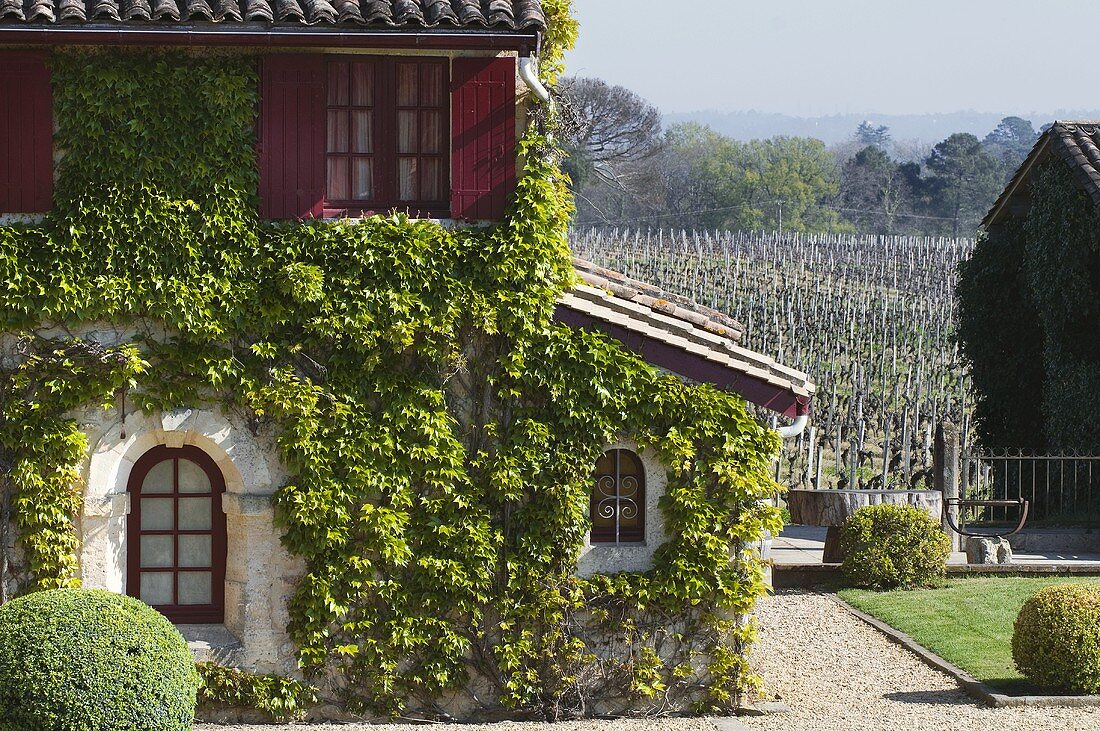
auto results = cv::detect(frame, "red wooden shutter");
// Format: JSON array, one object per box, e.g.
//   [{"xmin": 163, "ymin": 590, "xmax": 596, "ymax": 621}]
[
  {"xmin": 0, "ymin": 53, "xmax": 52, "ymax": 214},
  {"xmin": 450, "ymin": 57, "xmax": 517, "ymax": 220},
  {"xmin": 259, "ymin": 55, "xmax": 326, "ymax": 219}
]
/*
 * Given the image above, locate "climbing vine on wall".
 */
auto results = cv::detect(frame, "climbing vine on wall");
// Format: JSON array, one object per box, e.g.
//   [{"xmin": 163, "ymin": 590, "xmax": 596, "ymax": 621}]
[
  {"xmin": 959, "ymin": 162, "xmax": 1100, "ymax": 451},
  {"xmin": 0, "ymin": 5, "xmax": 783, "ymax": 718},
  {"xmin": 957, "ymin": 217, "xmax": 1045, "ymax": 449}
]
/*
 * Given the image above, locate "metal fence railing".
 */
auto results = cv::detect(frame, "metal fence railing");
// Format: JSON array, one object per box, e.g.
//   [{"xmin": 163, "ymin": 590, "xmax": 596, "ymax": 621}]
[{"xmin": 961, "ymin": 449, "xmax": 1100, "ymax": 527}]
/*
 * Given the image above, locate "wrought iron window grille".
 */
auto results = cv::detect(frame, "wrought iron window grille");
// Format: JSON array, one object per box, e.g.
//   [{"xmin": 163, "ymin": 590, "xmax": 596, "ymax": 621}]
[{"xmin": 590, "ymin": 448, "xmax": 645, "ymax": 544}]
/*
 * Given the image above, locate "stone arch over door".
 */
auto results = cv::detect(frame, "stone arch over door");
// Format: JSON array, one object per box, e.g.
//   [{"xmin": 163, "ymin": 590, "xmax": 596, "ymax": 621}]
[{"xmin": 79, "ymin": 407, "xmax": 297, "ymax": 672}]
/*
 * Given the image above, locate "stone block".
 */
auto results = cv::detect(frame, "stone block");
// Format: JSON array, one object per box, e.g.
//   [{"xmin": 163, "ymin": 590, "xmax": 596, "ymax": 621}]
[{"xmin": 966, "ymin": 536, "xmax": 1013, "ymax": 565}]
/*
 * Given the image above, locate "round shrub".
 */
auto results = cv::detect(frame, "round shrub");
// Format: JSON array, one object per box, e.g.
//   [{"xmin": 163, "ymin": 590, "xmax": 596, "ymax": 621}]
[
  {"xmin": 0, "ymin": 588, "xmax": 199, "ymax": 730},
  {"xmin": 840, "ymin": 503, "xmax": 950, "ymax": 590},
  {"xmin": 1012, "ymin": 584, "xmax": 1100, "ymax": 693}
]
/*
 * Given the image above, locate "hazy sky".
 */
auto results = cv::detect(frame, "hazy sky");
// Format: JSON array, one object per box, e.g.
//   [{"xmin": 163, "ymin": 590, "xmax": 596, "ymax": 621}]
[{"xmin": 565, "ymin": 1, "xmax": 1096, "ymax": 116}]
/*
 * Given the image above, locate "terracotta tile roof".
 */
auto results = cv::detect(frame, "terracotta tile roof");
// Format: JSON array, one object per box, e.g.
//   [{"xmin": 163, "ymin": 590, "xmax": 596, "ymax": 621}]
[
  {"xmin": 558, "ymin": 258, "xmax": 814, "ymax": 418},
  {"xmin": 572, "ymin": 258, "xmax": 745, "ymax": 342},
  {"xmin": 984, "ymin": 121, "xmax": 1100, "ymax": 227},
  {"xmin": 0, "ymin": 0, "xmax": 544, "ymax": 28}
]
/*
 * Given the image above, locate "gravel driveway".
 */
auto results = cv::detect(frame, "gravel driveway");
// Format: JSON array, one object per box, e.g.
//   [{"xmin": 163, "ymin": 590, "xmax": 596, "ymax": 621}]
[
  {"xmin": 195, "ymin": 720, "xmax": 719, "ymax": 731},
  {"xmin": 742, "ymin": 591, "xmax": 1100, "ymax": 731},
  {"xmin": 197, "ymin": 590, "xmax": 1100, "ymax": 731}
]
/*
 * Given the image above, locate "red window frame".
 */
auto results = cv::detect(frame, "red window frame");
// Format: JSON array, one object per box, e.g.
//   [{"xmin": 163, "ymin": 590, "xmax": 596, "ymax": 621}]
[
  {"xmin": 590, "ymin": 449, "xmax": 646, "ymax": 544},
  {"xmin": 323, "ymin": 56, "xmax": 450, "ymax": 218},
  {"xmin": 126, "ymin": 445, "xmax": 227, "ymax": 624}
]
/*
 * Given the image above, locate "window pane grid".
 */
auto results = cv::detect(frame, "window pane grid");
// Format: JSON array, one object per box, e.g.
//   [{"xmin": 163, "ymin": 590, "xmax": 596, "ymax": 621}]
[
  {"xmin": 129, "ymin": 447, "xmax": 225, "ymax": 622},
  {"xmin": 327, "ymin": 59, "xmax": 377, "ymax": 205},
  {"xmin": 325, "ymin": 57, "xmax": 448, "ymax": 210},
  {"xmin": 394, "ymin": 61, "xmax": 447, "ymax": 205}
]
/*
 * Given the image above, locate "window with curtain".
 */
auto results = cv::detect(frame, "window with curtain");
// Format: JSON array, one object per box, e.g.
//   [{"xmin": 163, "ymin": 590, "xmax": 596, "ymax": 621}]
[
  {"xmin": 325, "ymin": 56, "xmax": 448, "ymax": 215},
  {"xmin": 590, "ymin": 449, "xmax": 646, "ymax": 544}
]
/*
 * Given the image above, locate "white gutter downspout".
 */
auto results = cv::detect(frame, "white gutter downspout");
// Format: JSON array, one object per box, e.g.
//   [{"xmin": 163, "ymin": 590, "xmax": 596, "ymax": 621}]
[
  {"xmin": 519, "ymin": 56, "xmax": 552, "ymax": 104},
  {"xmin": 777, "ymin": 414, "xmax": 809, "ymax": 439}
]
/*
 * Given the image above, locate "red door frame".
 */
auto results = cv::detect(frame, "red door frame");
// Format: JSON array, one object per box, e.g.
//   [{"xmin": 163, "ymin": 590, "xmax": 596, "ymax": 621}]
[{"xmin": 126, "ymin": 445, "xmax": 228, "ymax": 624}]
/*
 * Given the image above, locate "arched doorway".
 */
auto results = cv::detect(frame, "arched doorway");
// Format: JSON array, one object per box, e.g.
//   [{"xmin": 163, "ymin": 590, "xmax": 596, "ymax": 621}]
[{"xmin": 126, "ymin": 445, "xmax": 227, "ymax": 623}]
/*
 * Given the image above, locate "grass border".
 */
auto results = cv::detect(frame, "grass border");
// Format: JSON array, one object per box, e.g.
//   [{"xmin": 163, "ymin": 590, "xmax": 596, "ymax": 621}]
[{"xmin": 827, "ymin": 593, "xmax": 1100, "ymax": 708}]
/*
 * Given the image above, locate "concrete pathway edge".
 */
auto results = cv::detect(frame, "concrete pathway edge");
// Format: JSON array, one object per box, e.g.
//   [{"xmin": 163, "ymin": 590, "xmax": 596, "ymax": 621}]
[{"xmin": 827, "ymin": 593, "xmax": 1100, "ymax": 708}]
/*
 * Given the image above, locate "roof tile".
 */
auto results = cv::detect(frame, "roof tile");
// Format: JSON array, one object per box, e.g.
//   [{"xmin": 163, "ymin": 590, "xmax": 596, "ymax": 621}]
[
  {"xmin": 573, "ymin": 257, "xmax": 745, "ymax": 343},
  {"xmin": 986, "ymin": 121, "xmax": 1100, "ymax": 227},
  {"xmin": 0, "ymin": 0, "xmax": 543, "ymax": 27}
]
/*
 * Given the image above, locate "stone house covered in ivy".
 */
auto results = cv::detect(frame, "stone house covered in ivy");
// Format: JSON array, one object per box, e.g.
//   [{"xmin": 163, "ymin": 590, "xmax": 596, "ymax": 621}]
[
  {"xmin": 963, "ymin": 121, "xmax": 1100, "ymax": 454},
  {"xmin": 0, "ymin": 0, "xmax": 813, "ymax": 719}
]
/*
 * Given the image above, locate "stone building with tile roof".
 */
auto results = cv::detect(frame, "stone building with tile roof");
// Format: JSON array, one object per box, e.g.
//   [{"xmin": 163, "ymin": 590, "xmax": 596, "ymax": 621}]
[
  {"xmin": 984, "ymin": 121, "xmax": 1100, "ymax": 230},
  {"xmin": 0, "ymin": 2, "xmax": 812, "ymax": 718},
  {"xmin": 962, "ymin": 120, "xmax": 1100, "ymax": 452},
  {"xmin": 0, "ymin": 0, "xmax": 545, "ymax": 29}
]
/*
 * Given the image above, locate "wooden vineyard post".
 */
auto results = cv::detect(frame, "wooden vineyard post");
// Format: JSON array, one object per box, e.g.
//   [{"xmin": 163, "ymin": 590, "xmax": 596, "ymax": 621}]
[
  {"xmin": 815, "ymin": 446, "xmax": 823, "ymax": 489},
  {"xmin": 804, "ymin": 426, "xmax": 816, "ymax": 488},
  {"xmin": 901, "ymin": 405, "xmax": 912, "ymax": 486}
]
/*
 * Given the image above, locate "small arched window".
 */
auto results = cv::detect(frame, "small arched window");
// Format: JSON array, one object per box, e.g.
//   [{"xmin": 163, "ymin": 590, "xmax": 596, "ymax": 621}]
[
  {"xmin": 126, "ymin": 445, "xmax": 227, "ymax": 624},
  {"xmin": 591, "ymin": 449, "xmax": 645, "ymax": 544}
]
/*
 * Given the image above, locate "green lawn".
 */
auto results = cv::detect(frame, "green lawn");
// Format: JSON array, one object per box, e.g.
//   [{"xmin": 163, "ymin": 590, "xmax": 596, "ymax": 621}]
[{"xmin": 839, "ymin": 576, "xmax": 1100, "ymax": 693}]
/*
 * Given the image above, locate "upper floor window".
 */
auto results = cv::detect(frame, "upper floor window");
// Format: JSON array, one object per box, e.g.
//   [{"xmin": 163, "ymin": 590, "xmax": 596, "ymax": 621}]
[
  {"xmin": 0, "ymin": 52, "xmax": 52, "ymax": 215},
  {"xmin": 325, "ymin": 58, "xmax": 448, "ymax": 215},
  {"xmin": 260, "ymin": 54, "xmax": 517, "ymax": 222},
  {"xmin": 591, "ymin": 449, "xmax": 646, "ymax": 544}
]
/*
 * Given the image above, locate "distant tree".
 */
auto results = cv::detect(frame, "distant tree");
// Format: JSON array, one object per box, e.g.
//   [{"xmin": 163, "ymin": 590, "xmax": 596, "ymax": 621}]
[
  {"xmin": 656, "ymin": 126, "xmax": 845, "ymax": 233},
  {"xmin": 838, "ymin": 145, "xmax": 913, "ymax": 234},
  {"xmin": 984, "ymin": 116, "xmax": 1037, "ymax": 152},
  {"xmin": 855, "ymin": 121, "xmax": 891, "ymax": 148},
  {"xmin": 924, "ymin": 133, "xmax": 1004, "ymax": 236},
  {"xmin": 983, "ymin": 116, "xmax": 1038, "ymax": 177},
  {"xmin": 559, "ymin": 77, "xmax": 664, "ymax": 225},
  {"xmin": 559, "ymin": 77, "xmax": 663, "ymax": 189},
  {"xmin": 891, "ymin": 139, "xmax": 933, "ymax": 165},
  {"xmin": 741, "ymin": 136, "xmax": 846, "ymax": 232},
  {"xmin": 658, "ymin": 123, "xmax": 756, "ymax": 230}
]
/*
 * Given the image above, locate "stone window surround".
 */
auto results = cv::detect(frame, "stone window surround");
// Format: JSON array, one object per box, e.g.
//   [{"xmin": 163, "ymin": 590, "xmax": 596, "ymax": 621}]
[
  {"xmin": 79, "ymin": 406, "xmax": 298, "ymax": 673},
  {"xmin": 577, "ymin": 440, "xmax": 668, "ymax": 577}
]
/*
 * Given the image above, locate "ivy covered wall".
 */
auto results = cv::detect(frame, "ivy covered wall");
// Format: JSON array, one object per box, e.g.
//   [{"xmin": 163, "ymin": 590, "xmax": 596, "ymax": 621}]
[
  {"xmin": 0, "ymin": 8, "xmax": 784, "ymax": 719},
  {"xmin": 959, "ymin": 161, "xmax": 1100, "ymax": 451}
]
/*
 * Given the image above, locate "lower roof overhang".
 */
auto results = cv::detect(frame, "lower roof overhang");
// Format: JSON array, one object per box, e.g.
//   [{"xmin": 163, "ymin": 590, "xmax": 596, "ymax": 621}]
[
  {"xmin": 0, "ymin": 24, "xmax": 539, "ymax": 52},
  {"xmin": 554, "ymin": 305, "xmax": 812, "ymax": 419}
]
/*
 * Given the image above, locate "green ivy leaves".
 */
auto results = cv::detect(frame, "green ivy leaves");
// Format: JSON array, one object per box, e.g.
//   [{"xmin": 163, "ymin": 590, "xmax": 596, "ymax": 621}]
[{"xmin": 0, "ymin": 38, "xmax": 781, "ymax": 720}]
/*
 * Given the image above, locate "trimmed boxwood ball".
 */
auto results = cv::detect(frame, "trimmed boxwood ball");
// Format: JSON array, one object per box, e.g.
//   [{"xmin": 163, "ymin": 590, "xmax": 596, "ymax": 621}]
[
  {"xmin": 840, "ymin": 503, "xmax": 950, "ymax": 590},
  {"xmin": 0, "ymin": 588, "xmax": 199, "ymax": 730},
  {"xmin": 1013, "ymin": 584, "xmax": 1100, "ymax": 694}
]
